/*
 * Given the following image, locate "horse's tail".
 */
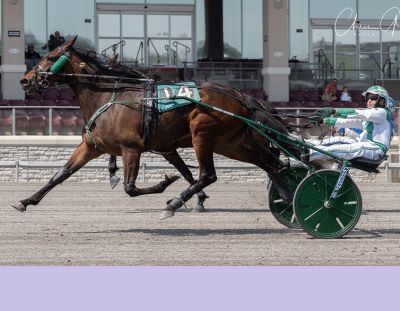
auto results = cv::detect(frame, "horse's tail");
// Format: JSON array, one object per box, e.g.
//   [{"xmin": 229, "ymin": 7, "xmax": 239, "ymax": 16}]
[{"xmin": 250, "ymin": 102, "xmax": 303, "ymax": 160}]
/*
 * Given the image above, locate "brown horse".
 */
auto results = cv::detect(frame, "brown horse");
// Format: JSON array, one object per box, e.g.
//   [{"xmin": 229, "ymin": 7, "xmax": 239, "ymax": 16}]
[{"xmin": 16, "ymin": 37, "xmax": 302, "ymax": 219}]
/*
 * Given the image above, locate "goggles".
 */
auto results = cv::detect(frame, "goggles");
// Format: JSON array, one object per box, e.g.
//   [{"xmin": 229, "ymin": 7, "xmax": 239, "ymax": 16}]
[{"xmin": 367, "ymin": 94, "xmax": 380, "ymax": 101}]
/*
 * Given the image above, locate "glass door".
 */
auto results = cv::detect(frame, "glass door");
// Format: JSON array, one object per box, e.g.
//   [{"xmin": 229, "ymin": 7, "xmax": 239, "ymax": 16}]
[
  {"xmin": 121, "ymin": 13, "xmax": 146, "ymax": 66},
  {"xmin": 97, "ymin": 7, "xmax": 193, "ymax": 67},
  {"xmin": 147, "ymin": 14, "xmax": 170, "ymax": 66},
  {"xmin": 98, "ymin": 12, "xmax": 145, "ymax": 66},
  {"xmin": 335, "ymin": 28, "xmax": 356, "ymax": 81},
  {"xmin": 147, "ymin": 14, "xmax": 193, "ymax": 67}
]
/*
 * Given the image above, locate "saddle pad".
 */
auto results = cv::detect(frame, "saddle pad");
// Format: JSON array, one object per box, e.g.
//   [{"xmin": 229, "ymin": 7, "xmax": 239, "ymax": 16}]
[{"xmin": 156, "ymin": 82, "xmax": 201, "ymax": 112}]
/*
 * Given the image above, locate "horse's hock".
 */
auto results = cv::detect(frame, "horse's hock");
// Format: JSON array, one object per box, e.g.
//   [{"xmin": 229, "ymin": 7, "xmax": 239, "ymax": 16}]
[{"xmin": 0, "ymin": 136, "xmax": 398, "ymax": 184}]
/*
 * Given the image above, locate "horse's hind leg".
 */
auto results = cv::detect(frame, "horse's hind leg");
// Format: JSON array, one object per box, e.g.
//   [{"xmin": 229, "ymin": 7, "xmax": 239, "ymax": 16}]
[
  {"xmin": 108, "ymin": 155, "xmax": 120, "ymax": 189},
  {"xmin": 12, "ymin": 142, "xmax": 104, "ymax": 212},
  {"xmin": 267, "ymin": 171, "xmax": 294, "ymax": 203},
  {"xmin": 161, "ymin": 150, "xmax": 208, "ymax": 212},
  {"xmin": 122, "ymin": 148, "xmax": 181, "ymax": 197},
  {"xmin": 161, "ymin": 143, "xmax": 217, "ymax": 219}
]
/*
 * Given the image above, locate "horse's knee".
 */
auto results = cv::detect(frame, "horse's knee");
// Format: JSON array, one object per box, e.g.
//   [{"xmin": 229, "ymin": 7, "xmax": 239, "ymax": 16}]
[
  {"xmin": 208, "ymin": 174, "xmax": 217, "ymax": 184},
  {"xmin": 124, "ymin": 183, "xmax": 140, "ymax": 197}
]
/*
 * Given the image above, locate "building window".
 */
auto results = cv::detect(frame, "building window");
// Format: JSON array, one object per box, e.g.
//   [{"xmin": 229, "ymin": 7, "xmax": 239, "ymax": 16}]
[
  {"xmin": 97, "ymin": 5, "xmax": 194, "ymax": 67},
  {"xmin": 25, "ymin": 0, "xmax": 95, "ymax": 53},
  {"xmin": 223, "ymin": 0, "xmax": 262, "ymax": 59}
]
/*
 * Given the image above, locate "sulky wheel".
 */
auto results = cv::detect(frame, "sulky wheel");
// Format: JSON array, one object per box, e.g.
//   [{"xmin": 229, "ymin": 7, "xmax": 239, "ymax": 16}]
[
  {"xmin": 268, "ymin": 167, "xmax": 308, "ymax": 229},
  {"xmin": 293, "ymin": 169, "xmax": 362, "ymax": 239}
]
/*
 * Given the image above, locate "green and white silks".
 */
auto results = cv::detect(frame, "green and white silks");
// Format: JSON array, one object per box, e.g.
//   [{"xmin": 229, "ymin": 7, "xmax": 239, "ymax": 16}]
[{"xmin": 311, "ymin": 107, "xmax": 392, "ymax": 161}]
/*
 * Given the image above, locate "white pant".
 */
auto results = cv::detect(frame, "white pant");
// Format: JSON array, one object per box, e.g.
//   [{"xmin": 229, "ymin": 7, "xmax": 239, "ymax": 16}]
[{"xmin": 307, "ymin": 136, "xmax": 384, "ymax": 161}]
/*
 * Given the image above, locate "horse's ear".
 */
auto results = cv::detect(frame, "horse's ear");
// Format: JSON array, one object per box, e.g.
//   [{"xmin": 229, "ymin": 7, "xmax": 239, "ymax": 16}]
[
  {"xmin": 64, "ymin": 35, "xmax": 78, "ymax": 52},
  {"xmin": 71, "ymin": 35, "xmax": 78, "ymax": 46}
]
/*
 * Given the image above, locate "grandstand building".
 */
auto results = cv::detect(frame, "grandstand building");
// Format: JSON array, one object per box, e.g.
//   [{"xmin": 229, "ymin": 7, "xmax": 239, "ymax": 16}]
[{"xmin": 0, "ymin": 0, "xmax": 399, "ymax": 182}]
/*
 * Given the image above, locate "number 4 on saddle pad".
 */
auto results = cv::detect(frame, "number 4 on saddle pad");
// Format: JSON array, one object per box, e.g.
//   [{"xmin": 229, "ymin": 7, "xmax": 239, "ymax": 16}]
[{"xmin": 157, "ymin": 82, "xmax": 201, "ymax": 112}]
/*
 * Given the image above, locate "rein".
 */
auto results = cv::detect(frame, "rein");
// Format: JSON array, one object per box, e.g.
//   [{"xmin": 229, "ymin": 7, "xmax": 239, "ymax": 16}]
[
  {"xmin": 39, "ymin": 71, "xmax": 153, "ymax": 84},
  {"xmin": 203, "ymin": 85, "xmax": 324, "ymax": 131}
]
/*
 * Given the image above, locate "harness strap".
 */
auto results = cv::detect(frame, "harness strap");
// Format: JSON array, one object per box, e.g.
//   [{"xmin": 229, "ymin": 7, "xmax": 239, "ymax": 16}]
[{"xmin": 85, "ymin": 81, "xmax": 141, "ymax": 148}]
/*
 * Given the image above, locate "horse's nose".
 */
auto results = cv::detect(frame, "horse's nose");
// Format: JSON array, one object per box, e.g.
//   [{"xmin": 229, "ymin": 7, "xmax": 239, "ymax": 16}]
[{"xmin": 20, "ymin": 78, "xmax": 30, "ymax": 87}]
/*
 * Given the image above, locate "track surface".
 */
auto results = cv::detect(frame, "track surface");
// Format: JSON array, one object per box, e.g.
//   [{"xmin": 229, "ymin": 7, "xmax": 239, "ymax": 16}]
[{"xmin": 1, "ymin": 181, "xmax": 400, "ymax": 265}]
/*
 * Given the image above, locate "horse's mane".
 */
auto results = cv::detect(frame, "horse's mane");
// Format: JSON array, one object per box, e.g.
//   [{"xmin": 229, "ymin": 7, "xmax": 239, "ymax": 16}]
[
  {"xmin": 199, "ymin": 82, "xmax": 292, "ymax": 134},
  {"xmin": 71, "ymin": 48, "xmax": 149, "ymax": 79}
]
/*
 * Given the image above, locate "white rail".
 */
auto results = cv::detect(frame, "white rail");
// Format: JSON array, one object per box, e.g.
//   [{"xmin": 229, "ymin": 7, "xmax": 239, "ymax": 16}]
[
  {"xmin": 1, "ymin": 160, "xmax": 399, "ymax": 183},
  {"xmin": 0, "ymin": 160, "xmax": 260, "ymax": 183}
]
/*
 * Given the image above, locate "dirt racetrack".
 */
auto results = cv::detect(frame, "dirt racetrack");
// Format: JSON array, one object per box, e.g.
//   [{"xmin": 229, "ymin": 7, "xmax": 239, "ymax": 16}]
[{"xmin": 1, "ymin": 181, "xmax": 400, "ymax": 265}]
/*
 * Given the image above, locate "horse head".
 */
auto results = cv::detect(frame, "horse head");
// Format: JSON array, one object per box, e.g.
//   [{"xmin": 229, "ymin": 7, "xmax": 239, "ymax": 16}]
[{"xmin": 20, "ymin": 36, "xmax": 78, "ymax": 93}]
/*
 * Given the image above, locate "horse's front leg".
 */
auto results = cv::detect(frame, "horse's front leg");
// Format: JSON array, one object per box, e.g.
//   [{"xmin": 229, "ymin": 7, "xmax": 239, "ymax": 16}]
[
  {"xmin": 122, "ymin": 148, "xmax": 180, "ymax": 197},
  {"xmin": 108, "ymin": 155, "xmax": 120, "ymax": 189},
  {"xmin": 12, "ymin": 142, "xmax": 104, "ymax": 212},
  {"xmin": 161, "ymin": 150, "xmax": 208, "ymax": 212}
]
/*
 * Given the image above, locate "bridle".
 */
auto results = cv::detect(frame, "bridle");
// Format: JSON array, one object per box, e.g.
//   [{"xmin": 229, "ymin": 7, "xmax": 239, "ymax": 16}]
[
  {"xmin": 24, "ymin": 46, "xmax": 67, "ymax": 94},
  {"xmin": 25, "ymin": 46, "xmax": 154, "ymax": 95}
]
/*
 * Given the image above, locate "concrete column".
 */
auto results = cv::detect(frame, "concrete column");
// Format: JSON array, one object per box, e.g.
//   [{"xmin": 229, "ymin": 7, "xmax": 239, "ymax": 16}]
[
  {"xmin": 204, "ymin": 0, "xmax": 224, "ymax": 60},
  {"xmin": 262, "ymin": 0, "xmax": 290, "ymax": 102},
  {"xmin": 1, "ymin": 0, "xmax": 26, "ymax": 100}
]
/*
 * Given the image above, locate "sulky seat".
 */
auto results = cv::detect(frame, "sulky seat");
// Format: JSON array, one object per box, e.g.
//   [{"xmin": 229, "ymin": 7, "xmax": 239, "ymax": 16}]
[{"xmin": 350, "ymin": 154, "xmax": 387, "ymax": 173}]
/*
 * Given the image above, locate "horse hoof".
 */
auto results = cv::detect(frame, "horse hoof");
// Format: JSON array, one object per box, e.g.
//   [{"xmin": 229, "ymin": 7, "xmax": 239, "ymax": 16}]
[
  {"xmin": 11, "ymin": 202, "xmax": 26, "ymax": 213},
  {"xmin": 192, "ymin": 205, "xmax": 206, "ymax": 213},
  {"xmin": 110, "ymin": 175, "xmax": 120, "ymax": 189},
  {"xmin": 160, "ymin": 208, "xmax": 175, "ymax": 220}
]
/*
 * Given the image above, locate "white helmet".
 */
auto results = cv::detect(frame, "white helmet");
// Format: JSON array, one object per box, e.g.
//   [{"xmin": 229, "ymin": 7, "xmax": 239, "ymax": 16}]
[{"xmin": 362, "ymin": 85, "xmax": 391, "ymax": 109}]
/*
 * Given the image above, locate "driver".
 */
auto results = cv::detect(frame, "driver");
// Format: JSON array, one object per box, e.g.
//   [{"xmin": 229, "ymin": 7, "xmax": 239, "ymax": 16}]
[{"xmin": 307, "ymin": 85, "xmax": 395, "ymax": 162}]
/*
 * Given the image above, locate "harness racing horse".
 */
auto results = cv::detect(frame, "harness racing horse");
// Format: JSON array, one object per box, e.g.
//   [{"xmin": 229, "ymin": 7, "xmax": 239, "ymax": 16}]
[
  {"xmin": 16, "ymin": 37, "xmax": 302, "ymax": 219},
  {"xmin": 18, "ymin": 37, "xmax": 208, "ymax": 212}
]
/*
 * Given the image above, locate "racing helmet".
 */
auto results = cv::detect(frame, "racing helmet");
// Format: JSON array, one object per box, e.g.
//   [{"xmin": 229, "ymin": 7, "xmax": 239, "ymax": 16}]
[{"xmin": 362, "ymin": 85, "xmax": 390, "ymax": 108}]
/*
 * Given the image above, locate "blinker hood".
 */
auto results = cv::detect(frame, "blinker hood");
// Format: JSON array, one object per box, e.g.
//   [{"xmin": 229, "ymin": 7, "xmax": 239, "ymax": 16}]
[{"xmin": 50, "ymin": 54, "xmax": 69, "ymax": 73}]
